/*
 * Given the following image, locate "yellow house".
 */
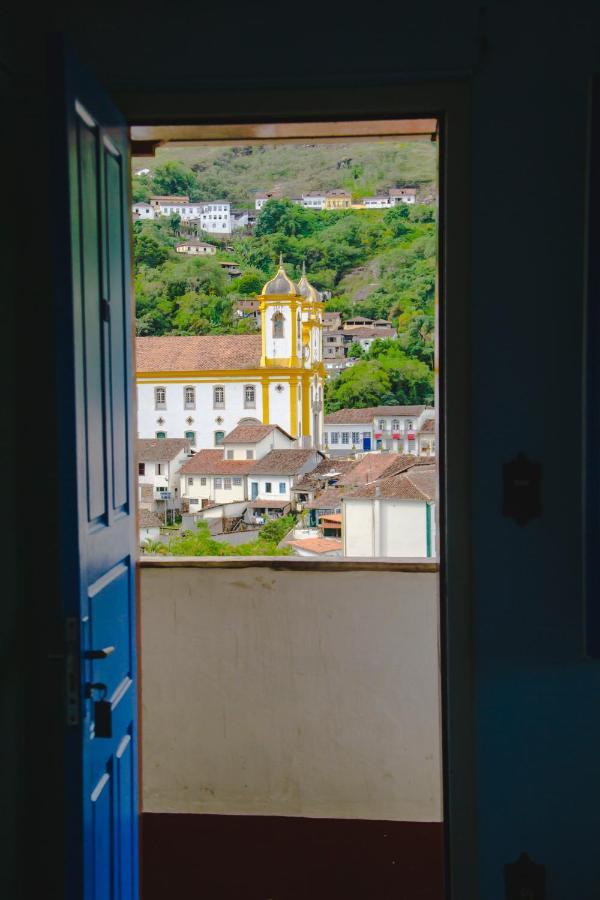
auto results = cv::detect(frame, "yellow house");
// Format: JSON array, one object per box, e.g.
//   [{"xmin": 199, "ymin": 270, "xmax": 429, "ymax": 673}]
[
  {"xmin": 136, "ymin": 259, "xmax": 325, "ymax": 449},
  {"xmin": 324, "ymin": 189, "xmax": 352, "ymax": 209}
]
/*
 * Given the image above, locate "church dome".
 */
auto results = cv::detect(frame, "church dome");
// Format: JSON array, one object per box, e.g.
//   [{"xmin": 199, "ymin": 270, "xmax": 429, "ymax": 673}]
[
  {"xmin": 297, "ymin": 261, "xmax": 322, "ymax": 303},
  {"xmin": 262, "ymin": 255, "xmax": 298, "ymax": 295}
]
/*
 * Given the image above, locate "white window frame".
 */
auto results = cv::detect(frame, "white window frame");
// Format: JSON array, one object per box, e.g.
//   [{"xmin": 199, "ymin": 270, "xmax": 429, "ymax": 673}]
[
  {"xmin": 213, "ymin": 385, "xmax": 225, "ymax": 408},
  {"xmin": 244, "ymin": 384, "xmax": 256, "ymax": 408},
  {"xmin": 184, "ymin": 385, "xmax": 196, "ymax": 409},
  {"xmin": 155, "ymin": 386, "xmax": 166, "ymax": 409},
  {"xmin": 214, "ymin": 477, "xmax": 223, "ymax": 489}
]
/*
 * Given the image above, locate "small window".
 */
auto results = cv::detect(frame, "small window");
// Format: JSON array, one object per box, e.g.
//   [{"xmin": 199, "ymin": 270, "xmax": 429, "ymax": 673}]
[
  {"xmin": 214, "ymin": 431, "xmax": 225, "ymax": 446},
  {"xmin": 184, "ymin": 431, "xmax": 196, "ymax": 445},
  {"xmin": 189, "ymin": 498, "xmax": 199, "ymax": 505},
  {"xmin": 156, "ymin": 431, "xmax": 166, "ymax": 439},
  {"xmin": 226, "ymin": 450, "xmax": 234, "ymax": 459},
  {"xmin": 223, "ymin": 477, "xmax": 232, "ymax": 490},
  {"xmin": 330, "ymin": 432, "xmax": 339, "ymax": 444},
  {"xmin": 265, "ymin": 482, "xmax": 272, "ymax": 493},
  {"xmin": 138, "ymin": 463, "xmax": 145, "ymax": 475},
  {"xmin": 184, "ymin": 386, "xmax": 196, "ymax": 409},
  {"xmin": 272, "ymin": 312, "xmax": 285, "ymax": 339},
  {"xmin": 392, "ymin": 419, "xmax": 400, "ymax": 431},
  {"xmin": 233, "ymin": 477, "xmax": 242, "ymax": 486},
  {"xmin": 156, "ymin": 463, "xmax": 163, "ymax": 475},
  {"xmin": 351, "ymin": 432, "xmax": 360, "ymax": 443},
  {"xmin": 200, "ymin": 477, "xmax": 207, "ymax": 486},
  {"xmin": 379, "ymin": 420, "xmax": 385, "ymax": 430},
  {"xmin": 407, "ymin": 420, "xmax": 413, "ymax": 430},
  {"xmin": 214, "ymin": 478, "xmax": 223, "ymax": 489},
  {"xmin": 214, "ymin": 386, "xmax": 225, "ymax": 408},
  {"xmin": 246, "ymin": 449, "xmax": 254, "ymax": 460},
  {"xmin": 244, "ymin": 385, "xmax": 256, "ymax": 408},
  {"xmin": 188, "ymin": 477, "xmax": 194, "ymax": 485},
  {"xmin": 279, "ymin": 482, "xmax": 286, "ymax": 494},
  {"xmin": 155, "ymin": 386, "xmax": 166, "ymax": 409},
  {"xmin": 341, "ymin": 432, "xmax": 350, "ymax": 444}
]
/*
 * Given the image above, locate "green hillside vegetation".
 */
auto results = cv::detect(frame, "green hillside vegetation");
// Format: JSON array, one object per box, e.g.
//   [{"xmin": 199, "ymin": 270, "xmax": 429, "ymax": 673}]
[
  {"xmin": 133, "ymin": 144, "xmax": 436, "ymax": 410},
  {"xmin": 157, "ymin": 518, "xmax": 295, "ymax": 557},
  {"xmin": 132, "ymin": 141, "xmax": 436, "ymax": 208}
]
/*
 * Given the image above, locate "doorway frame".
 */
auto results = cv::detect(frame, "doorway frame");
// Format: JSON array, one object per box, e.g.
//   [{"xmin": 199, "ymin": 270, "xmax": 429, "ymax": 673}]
[{"xmin": 123, "ymin": 82, "xmax": 475, "ymax": 899}]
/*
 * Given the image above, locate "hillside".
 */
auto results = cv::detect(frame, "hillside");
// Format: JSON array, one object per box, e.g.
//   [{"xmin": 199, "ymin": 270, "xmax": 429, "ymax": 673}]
[{"xmin": 132, "ymin": 140, "xmax": 437, "ymax": 208}]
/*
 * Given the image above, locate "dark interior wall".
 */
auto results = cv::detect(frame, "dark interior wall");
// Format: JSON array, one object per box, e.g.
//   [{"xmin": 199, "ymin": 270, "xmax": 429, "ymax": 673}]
[{"xmin": 4, "ymin": 2, "xmax": 600, "ymax": 898}]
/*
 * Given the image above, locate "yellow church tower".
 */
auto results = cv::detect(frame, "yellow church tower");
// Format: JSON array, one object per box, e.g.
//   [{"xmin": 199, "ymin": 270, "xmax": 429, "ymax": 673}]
[{"xmin": 258, "ymin": 256, "xmax": 324, "ymax": 444}]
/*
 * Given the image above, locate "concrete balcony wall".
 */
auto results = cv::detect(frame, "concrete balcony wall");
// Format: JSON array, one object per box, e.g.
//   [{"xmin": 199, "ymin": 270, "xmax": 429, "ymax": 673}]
[{"xmin": 140, "ymin": 563, "xmax": 442, "ymax": 822}]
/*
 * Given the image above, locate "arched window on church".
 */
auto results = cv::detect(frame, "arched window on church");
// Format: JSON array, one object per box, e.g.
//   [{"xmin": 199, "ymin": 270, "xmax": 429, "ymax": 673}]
[{"xmin": 272, "ymin": 312, "xmax": 284, "ymax": 339}]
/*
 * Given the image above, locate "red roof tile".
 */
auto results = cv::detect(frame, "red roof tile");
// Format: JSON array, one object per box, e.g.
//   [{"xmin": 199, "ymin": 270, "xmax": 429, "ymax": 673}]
[
  {"xmin": 249, "ymin": 449, "xmax": 323, "ymax": 475},
  {"xmin": 288, "ymin": 537, "xmax": 343, "ymax": 554},
  {"xmin": 180, "ymin": 449, "xmax": 254, "ymax": 475},
  {"xmin": 224, "ymin": 423, "xmax": 293, "ymax": 443},
  {"xmin": 137, "ymin": 438, "xmax": 190, "ymax": 462},
  {"xmin": 136, "ymin": 335, "xmax": 262, "ymax": 372}
]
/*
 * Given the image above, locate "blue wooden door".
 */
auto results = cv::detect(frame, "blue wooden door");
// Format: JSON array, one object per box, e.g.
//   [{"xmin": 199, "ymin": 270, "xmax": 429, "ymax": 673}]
[
  {"xmin": 251, "ymin": 481, "xmax": 259, "ymax": 500},
  {"xmin": 363, "ymin": 436, "xmax": 371, "ymax": 451},
  {"xmin": 53, "ymin": 45, "xmax": 139, "ymax": 900}
]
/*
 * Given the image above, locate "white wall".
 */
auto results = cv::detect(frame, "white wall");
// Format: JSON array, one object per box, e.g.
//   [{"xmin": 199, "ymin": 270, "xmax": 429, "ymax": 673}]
[
  {"xmin": 137, "ymin": 380, "xmax": 263, "ymax": 449},
  {"xmin": 252, "ymin": 474, "xmax": 291, "ymax": 501},
  {"xmin": 182, "ymin": 474, "xmax": 247, "ymax": 505},
  {"xmin": 141, "ymin": 565, "xmax": 441, "ymax": 822},
  {"xmin": 344, "ymin": 499, "xmax": 435, "ymax": 558},
  {"xmin": 268, "ymin": 381, "xmax": 290, "ymax": 434}
]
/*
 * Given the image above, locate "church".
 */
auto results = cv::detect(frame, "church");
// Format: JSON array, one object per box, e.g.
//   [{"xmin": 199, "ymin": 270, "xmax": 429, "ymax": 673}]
[{"xmin": 136, "ymin": 259, "xmax": 325, "ymax": 450}]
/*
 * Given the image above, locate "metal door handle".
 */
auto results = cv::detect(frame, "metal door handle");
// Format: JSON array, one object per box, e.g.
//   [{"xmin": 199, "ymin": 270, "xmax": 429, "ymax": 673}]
[{"xmin": 84, "ymin": 646, "xmax": 115, "ymax": 660}]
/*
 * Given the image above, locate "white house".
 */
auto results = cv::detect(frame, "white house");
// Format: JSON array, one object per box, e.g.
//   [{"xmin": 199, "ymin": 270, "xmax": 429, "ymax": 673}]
[
  {"xmin": 255, "ymin": 191, "xmax": 280, "ymax": 210},
  {"xmin": 389, "ymin": 187, "xmax": 418, "ymax": 204},
  {"xmin": 132, "ymin": 201, "xmax": 154, "ymax": 219},
  {"xmin": 139, "ymin": 509, "xmax": 163, "ymax": 547},
  {"xmin": 222, "ymin": 421, "xmax": 295, "ymax": 460},
  {"xmin": 145, "ymin": 195, "xmax": 232, "ymax": 233},
  {"xmin": 362, "ymin": 195, "xmax": 392, "ymax": 208},
  {"xmin": 137, "ymin": 437, "xmax": 192, "ymax": 513},
  {"xmin": 175, "ymin": 239, "xmax": 216, "ymax": 256},
  {"xmin": 301, "ymin": 191, "xmax": 326, "ymax": 209},
  {"xmin": 231, "ymin": 209, "xmax": 250, "ymax": 230},
  {"xmin": 324, "ymin": 406, "xmax": 435, "ymax": 454},
  {"xmin": 343, "ymin": 460, "xmax": 436, "ymax": 558},
  {"xmin": 199, "ymin": 200, "xmax": 231, "ymax": 234},
  {"xmin": 286, "ymin": 536, "xmax": 343, "ymax": 557},
  {"xmin": 179, "ymin": 449, "xmax": 253, "ymax": 509},
  {"xmin": 247, "ymin": 448, "xmax": 324, "ymax": 515}
]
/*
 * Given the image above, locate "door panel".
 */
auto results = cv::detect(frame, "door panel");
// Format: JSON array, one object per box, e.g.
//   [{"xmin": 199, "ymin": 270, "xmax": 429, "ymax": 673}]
[{"xmin": 53, "ymin": 44, "xmax": 139, "ymax": 900}]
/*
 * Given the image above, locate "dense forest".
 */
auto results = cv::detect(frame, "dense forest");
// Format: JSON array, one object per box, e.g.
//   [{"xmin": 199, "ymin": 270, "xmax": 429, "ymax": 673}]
[{"xmin": 133, "ymin": 147, "xmax": 436, "ymax": 410}]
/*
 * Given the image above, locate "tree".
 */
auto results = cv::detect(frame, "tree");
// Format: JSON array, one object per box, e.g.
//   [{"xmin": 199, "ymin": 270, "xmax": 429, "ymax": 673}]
[
  {"xmin": 169, "ymin": 213, "xmax": 181, "ymax": 235},
  {"xmin": 347, "ymin": 341, "xmax": 364, "ymax": 358},
  {"xmin": 134, "ymin": 233, "xmax": 170, "ymax": 269},
  {"xmin": 384, "ymin": 204, "xmax": 412, "ymax": 237},
  {"xmin": 151, "ymin": 161, "xmax": 199, "ymax": 199}
]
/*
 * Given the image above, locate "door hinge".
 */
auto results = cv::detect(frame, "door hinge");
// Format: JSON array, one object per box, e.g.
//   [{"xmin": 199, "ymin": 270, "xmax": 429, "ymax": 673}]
[{"xmin": 65, "ymin": 616, "xmax": 80, "ymax": 726}]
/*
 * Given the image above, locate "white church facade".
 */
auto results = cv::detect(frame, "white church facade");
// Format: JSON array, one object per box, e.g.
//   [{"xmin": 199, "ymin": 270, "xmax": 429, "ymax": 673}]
[{"xmin": 136, "ymin": 259, "xmax": 325, "ymax": 450}]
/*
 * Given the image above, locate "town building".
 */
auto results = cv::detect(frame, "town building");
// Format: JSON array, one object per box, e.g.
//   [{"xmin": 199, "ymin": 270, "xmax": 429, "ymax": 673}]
[
  {"xmin": 175, "ymin": 239, "xmax": 216, "ymax": 256},
  {"xmin": 132, "ymin": 201, "xmax": 154, "ymax": 219},
  {"xmin": 286, "ymin": 536, "xmax": 343, "ymax": 557},
  {"xmin": 247, "ymin": 448, "xmax": 324, "ymax": 517},
  {"xmin": 323, "ymin": 406, "xmax": 435, "ymax": 454},
  {"xmin": 389, "ymin": 187, "xmax": 418, "ymax": 204},
  {"xmin": 301, "ymin": 191, "xmax": 327, "ymax": 209},
  {"xmin": 139, "ymin": 509, "xmax": 163, "ymax": 547},
  {"xmin": 255, "ymin": 190, "xmax": 281, "ymax": 210},
  {"xmin": 233, "ymin": 298, "xmax": 261, "ymax": 327},
  {"xmin": 231, "ymin": 209, "xmax": 250, "ymax": 230},
  {"xmin": 324, "ymin": 188, "xmax": 352, "ymax": 209},
  {"xmin": 136, "ymin": 259, "xmax": 326, "ymax": 449},
  {"xmin": 362, "ymin": 195, "xmax": 392, "ymax": 208},
  {"xmin": 343, "ymin": 458, "xmax": 436, "ymax": 557},
  {"xmin": 137, "ymin": 437, "xmax": 192, "ymax": 515},
  {"xmin": 179, "ymin": 448, "xmax": 252, "ymax": 508}
]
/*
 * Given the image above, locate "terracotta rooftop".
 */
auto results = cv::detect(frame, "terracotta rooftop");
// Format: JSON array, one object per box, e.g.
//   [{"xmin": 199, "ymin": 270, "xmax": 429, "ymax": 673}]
[
  {"xmin": 224, "ymin": 423, "xmax": 293, "ymax": 444},
  {"xmin": 248, "ymin": 499, "xmax": 290, "ymax": 509},
  {"xmin": 293, "ymin": 457, "xmax": 356, "ymax": 491},
  {"xmin": 139, "ymin": 509, "xmax": 163, "ymax": 528},
  {"xmin": 342, "ymin": 327, "xmax": 396, "ymax": 338},
  {"xmin": 324, "ymin": 406, "xmax": 430, "ymax": 424},
  {"xmin": 137, "ymin": 438, "xmax": 190, "ymax": 462},
  {"xmin": 345, "ymin": 464, "xmax": 437, "ymax": 501},
  {"xmin": 180, "ymin": 449, "xmax": 254, "ymax": 475},
  {"xmin": 420, "ymin": 418, "xmax": 435, "ymax": 433},
  {"xmin": 337, "ymin": 453, "xmax": 402, "ymax": 486},
  {"xmin": 287, "ymin": 537, "xmax": 343, "ymax": 554},
  {"xmin": 320, "ymin": 514, "xmax": 342, "ymax": 524},
  {"xmin": 136, "ymin": 335, "xmax": 262, "ymax": 372},
  {"xmin": 249, "ymin": 449, "xmax": 323, "ymax": 475},
  {"xmin": 304, "ymin": 488, "xmax": 343, "ymax": 510}
]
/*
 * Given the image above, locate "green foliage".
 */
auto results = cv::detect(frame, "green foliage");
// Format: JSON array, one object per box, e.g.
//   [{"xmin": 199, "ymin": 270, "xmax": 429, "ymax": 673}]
[
  {"xmin": 134, "ymin": 232, "xmax": 170, "ymax": 269},
  {"xmin": 151, "ymin": 161, "xmax": 200, "ymax": 199},
  {"xmin": 325, "ymin": 342, "xmax": 434, "ymax": 412},
  {"xmin": 258, "ymin": 514, "xmax": 297, "ymax": 544},
  {"xmin": 165, "ymin": 520, "xmax": 293, "ymax": 556},
  {"xmin": 347, "ymin": 341, "xmax": 364, "ymax": 358}
]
